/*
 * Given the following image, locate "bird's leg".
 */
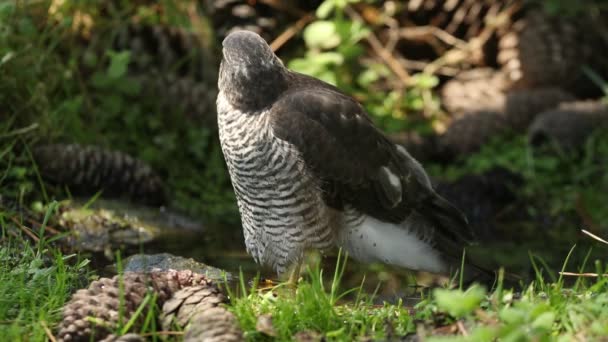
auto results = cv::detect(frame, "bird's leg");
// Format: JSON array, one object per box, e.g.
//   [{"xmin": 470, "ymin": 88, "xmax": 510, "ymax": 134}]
[{"xmin": 287, "ymin": 260, "xmax": 302, "ymax": 288}]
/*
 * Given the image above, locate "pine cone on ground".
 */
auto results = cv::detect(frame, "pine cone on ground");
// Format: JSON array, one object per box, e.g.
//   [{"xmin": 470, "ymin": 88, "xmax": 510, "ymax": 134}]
[
  {"xmin": 184, "ymin": 307, "xmax": 244, "ymax": 342},
  {"xmin": 528, "ymin": 100, "xmax": 608, "ymax": 149},
  {"xmin": 57, "ymin": 270, "xmax": 216, "ymax": 342},
  {"xmin": 33, "ymin": 144, "xmax": 166, "ymax": 206},
  {"xmin": 111, "ymin": 23, "xmax": 219, "ymax": 123},
  {"xmin": 440, "ymin": 68, "xmax": 509, "ymax": 115},
  {"xmin": 161, "ymin": 283, "xmax": 227, "ymax": 329},
  {"xmin": 498, "ymin": 9, "xmax": 590, "ymax": 92},
  {"xmin": 438, "ymin": 110, "xmax": 508, "ymax": 157},
  {"xmin": 504, "ymin": 87, "xmax": 576, "ymax": 131},
  {"xmin": 161, "ymin": 280, "xmax": 244, "ymax": 341}
]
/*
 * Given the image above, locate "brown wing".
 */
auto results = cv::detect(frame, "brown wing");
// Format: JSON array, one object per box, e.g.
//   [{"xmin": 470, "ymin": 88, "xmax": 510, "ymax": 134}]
[{"xmin": 269, "ymin": 81, "xmax": 474, "ymax": 250}]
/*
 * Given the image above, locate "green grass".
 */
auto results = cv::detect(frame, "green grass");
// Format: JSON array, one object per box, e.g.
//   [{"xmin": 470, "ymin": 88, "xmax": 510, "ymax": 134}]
[
  {"xmin": 226, "ymin": 250, "xmax": 608, "ymax": 341},
  {"xmin": 0, "ymin": 206, "xmax": 91, "ymax": 340},
  {"xmin": 227, "ymin": 252, "xmax": 414, "ymax": 341}
]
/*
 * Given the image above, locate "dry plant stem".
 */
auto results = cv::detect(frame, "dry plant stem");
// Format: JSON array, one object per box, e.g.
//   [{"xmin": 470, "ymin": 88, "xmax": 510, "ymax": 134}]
[
  {"xmin": 10, "ymin": 216, "xmax": 39, "ymax": 242},
  {"xmin": 559, "ymin": 272, "xmax": 607, "ymax": 278},
  {"xmin": 270, "ymin": 14, "xmax": 314, "ymax": 52},
  {"xmin": 456, "ymin": 320, "xmax": 469, "ymax": 337},
  {"xmin": 423, "ymin": 2, "xmax": 521, "ymax": 75},
  {"xmin": 24, "ymin": 217, "xmax": 60, "ymax": 235},
  {"xmin": 345, "ymin": 6, "xmax": 411, "ymax": 87},
  {"xmin": 581, "ymin": 229, "xmax": 608, "ymax": 245},
  {"xmin": 399, "ymin": 26, "xmax": 468, "ymax": 50},
  {"xmin": 287, "ymin": 262, "xmax": 301, "ymax": 288},
  {"xmin": 396, "ymin": 57, "xmax": 460, "ymax": 76},
  {"xmin": 40, "ymin": 321, "xmax": 57, "ymax": 342}
]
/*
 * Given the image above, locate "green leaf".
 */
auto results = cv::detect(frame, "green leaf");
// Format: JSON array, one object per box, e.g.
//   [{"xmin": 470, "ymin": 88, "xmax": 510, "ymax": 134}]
[
  {"xmin": 308, "ymin": 52, "xmax": 344, "ymax": 66},
  {"xmin": 303, "ymin": 21, "xmax": 341, "ymax": 49},
  {"xmin": 106, "ymin": 50, "xmax": 131, "ymax": 79},
  {"xmin": 412, "ymin": 73, "xmax": 439, "ymax": 89},
  {"xmin": 316, "ymin": 0, "xmax": 336, "ymax": 19},
  {"xmin": 531, "ymin": 311, "xmax": 555, "ymax": 331},
  {"xmin": 0, "ymin": 2, "xmax": 15, "ymax": 21},
  {"xmin": 434, "ymin": 285, "xmax": 486, "ymax": 318}
]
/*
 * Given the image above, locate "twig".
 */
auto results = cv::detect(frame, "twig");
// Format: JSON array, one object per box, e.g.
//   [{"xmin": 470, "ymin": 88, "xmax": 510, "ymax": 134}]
[
  {"xmin": 456, "ymin": 320, "xmax": 469, "ymax": 337},
  {"xmin": 422, "ymin": 2, "xmax": 521, "ymax": 75},
  {"xmin": 559, "ymin": 272, "xmax": 606, "ymax": 278},
  {"xmin": 399, "ymin": 26, "xmax": 469, "ymax": 49},
  {"xmin": 270, "ymin": 14, "xmax": 314, "ymax": 52},
  {"xmin": 395, "ymin": 57, "xmax": 460, "ymax": 76},
  {"xmin": 345, "ymin": 6, "xmax": 410, "ymax": 86},
  {"xmin": 25, "ymin": 217, "xmax": 61, "ymax": 235},
  {"xmin": 0, "ymin": 123, "xmax": 39, "ymax": 139},
  {"xmin": 10, "ymin": 216, "xmax": 39, "ymax": 242},
  {"xmin": 40, "ymin": 321, "xmax": 57, "ymax": 342},
  {"xmin": 582, "ymin": 229, "xmax": 608, "ymax": 245}
]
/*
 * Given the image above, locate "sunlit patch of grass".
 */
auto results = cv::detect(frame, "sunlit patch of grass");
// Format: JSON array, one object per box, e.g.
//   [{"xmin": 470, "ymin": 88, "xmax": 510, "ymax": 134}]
[
  {"xmin": 227, "ymin": 252, "xmax": 414, "ymax": 341},
  {"xmin": 226, "ymin": 247, "xmax": 608, "ymax": 341}
]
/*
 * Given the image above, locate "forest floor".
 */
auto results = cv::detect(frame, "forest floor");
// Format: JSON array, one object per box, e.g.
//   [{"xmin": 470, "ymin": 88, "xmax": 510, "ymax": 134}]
[{"xmin": 3, "ymin": 220, "xmax": 608, "ymax": 341}]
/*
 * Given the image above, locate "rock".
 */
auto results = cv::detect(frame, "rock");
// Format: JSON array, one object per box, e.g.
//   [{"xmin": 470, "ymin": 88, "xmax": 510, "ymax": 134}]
[
  {"xmin": 57, "ymin": 201, "xmax": 159, "ymax": 256},
  {"xmin": 122, "ymin": 253, "xmax": 232, "ymax": 282}
]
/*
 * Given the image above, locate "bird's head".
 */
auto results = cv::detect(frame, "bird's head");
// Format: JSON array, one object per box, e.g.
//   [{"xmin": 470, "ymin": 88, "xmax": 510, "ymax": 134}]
[{"xmin": 219, "ymin": 31, "xmax": 288, "ymax": 111}]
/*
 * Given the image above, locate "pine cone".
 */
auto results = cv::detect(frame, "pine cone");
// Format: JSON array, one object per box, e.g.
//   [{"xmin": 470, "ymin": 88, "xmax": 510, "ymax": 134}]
[
  {"xmin": 33, "ymin": 144, "xmax": 166, "ymax": 206},
  {"xmin": 504, "ymin": 87, "xmax": 575, "ymax": 131},
  {"xmin": 440, "ymin": 68, "xmax": 508, "ymax": 115},
  {"xmin": 438, "ymin": 110, "xmax": 508, "ymax": 157},
  {"xmin": 113, "ymin": 23, "xmax": 216, "ymax": 79},
  {"xmin": 161, "ymin": 281, "xmax": 244, "ymax": 341},
  {"xmin": 140, "ymin": 72, "xmax": 218, "ymax": 123},
  {"xmin": 184, "ymin": 307, "xmax": 244, "ymax": 342},
  {"xmin": 498, "ymin": 9, "xmax": 589, "ymax": 91},
  {"xmin": 58, "ymin": 270, "xmax": 216, "ymax": 342},
  {"xmin": 528, "ymin": 100, "xmax": 608, "ymax": 149},
  {"xmin": 161, "ymin": 284, "xmax": 226, "ymax": 329},
  {"xmin": 111, "ymin": 23, "xmax": 219, "ymax": 123}
]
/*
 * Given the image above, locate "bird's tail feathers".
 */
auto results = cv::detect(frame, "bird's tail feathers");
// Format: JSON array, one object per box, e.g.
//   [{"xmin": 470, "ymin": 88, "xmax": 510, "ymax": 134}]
[{"xmin": 422, "ymin": 194, "xmax": 474, "ymax": 246}]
